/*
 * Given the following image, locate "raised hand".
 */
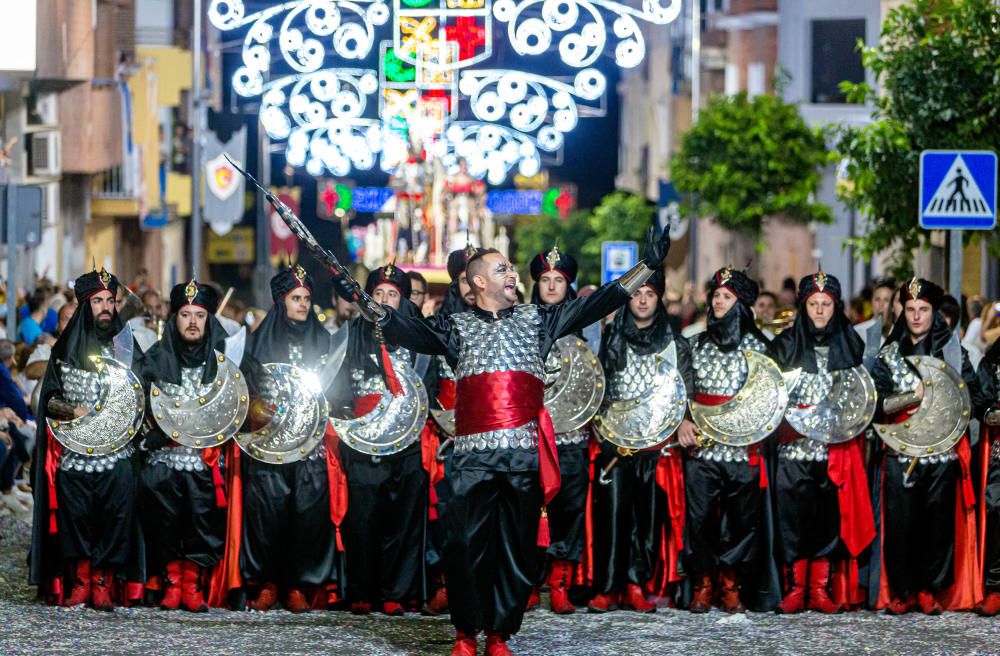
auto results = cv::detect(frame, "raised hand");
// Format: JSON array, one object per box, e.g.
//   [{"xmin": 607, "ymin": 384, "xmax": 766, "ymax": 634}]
[{"xmin": 641, "ymin": 225, "xmax": 672, "ymax": 268}]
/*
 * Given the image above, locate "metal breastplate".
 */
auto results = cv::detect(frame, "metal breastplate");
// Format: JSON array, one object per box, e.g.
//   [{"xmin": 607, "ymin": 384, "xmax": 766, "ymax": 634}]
[
  {"xmin": 288, "ymin": 343, "xmax": 330, "ymax": 371},
  {"xmin": 555, "ymin": 427, "xmax": 588, "ymax": 447},
  {"xmin": 148, "ymin": 366, "xmax": 213, "ymax": 471},
  {"xmin": 879, "ymin": 342, "xmax": 954, "ymax": 463},
  {"xmin": 606, "ymin": 345, "xmax": 657, "ymax": 403},
  {"xmin": 791, "ymin": 348, "xmax": 834, "ymax": 407},
  {"xmin": 350, "ymin": 348, "xmax": 411, "ymax": 398},
  {"xmin": 57, "ymin": 346, "xmax": 136, "ymax": 470},
  {"xmin": 778, "ymin": 439, "xmax": 828, "ymax": 461},
  {"xmin": 880, "ymin": 342, "xmax": 919, "ymax": 394},
  {"xmin": 691, "ymin": 334, "xmax": 765, "ymax": 462},
  {"xmin": 452, "ymin": 306, "xmax": 544, "ymax": 453},
  {"xmin": 148, "ymin": 446, "xmax": 207, "ymax": 471}
]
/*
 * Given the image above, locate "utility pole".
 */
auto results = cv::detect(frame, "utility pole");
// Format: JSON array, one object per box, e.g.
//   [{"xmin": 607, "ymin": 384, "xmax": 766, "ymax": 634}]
[{"xmin": 191, "ymin": 0, "xmax": 205, "ymax": 278}]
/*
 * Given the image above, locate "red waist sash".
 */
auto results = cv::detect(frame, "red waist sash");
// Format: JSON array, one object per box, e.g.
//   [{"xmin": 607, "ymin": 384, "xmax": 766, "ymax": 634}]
[{"xmin": 455, "ymin": 371, "xmax": 560, "ymax": 505}]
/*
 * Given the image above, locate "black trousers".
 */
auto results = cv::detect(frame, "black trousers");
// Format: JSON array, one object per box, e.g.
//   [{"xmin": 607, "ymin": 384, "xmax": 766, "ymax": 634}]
[
  {"xmin": 341, "ymin": 444, "xmax": 428, "ymax": 604},
  {"xmin": 140, "ymin": 463, "xmax": 225, "ymax": 571},
  {"xmin": 591, "ymin": 450, "xmax": 661, "ymax": 594},
  {"xmin": 241, "ymin": 457, "xmax": 336, "ymax": 587},
  {"xmin": 985, "ymin": 462, "xmax": 1000, "ymax": 589},
  {"xmin": 546, "ymin": 444, "xmax": 588, "ymax": 563},
  {"xmin": 682, "ymin": 456, "xmax": 762, "ymax": 575},
  {"xmin": 883, "ymin": 457, "xmax": 957, "ymax": 597},
  {"xmin": 775, "ymin": 457, "xmax": 840, "ymax": 562},
  {"xmin": 55, "ymin": 459, "xmax": 135, "ymax": 569},
  {"xmin": 446, "ymin": 469, "xmax": 541, "ymax": 637}
]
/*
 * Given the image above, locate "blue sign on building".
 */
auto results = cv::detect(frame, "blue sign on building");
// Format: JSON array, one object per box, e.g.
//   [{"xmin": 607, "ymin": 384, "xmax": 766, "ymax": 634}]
[{"xmin": 919, "ymin": 150, "xmax": 997, "ymax": 230}]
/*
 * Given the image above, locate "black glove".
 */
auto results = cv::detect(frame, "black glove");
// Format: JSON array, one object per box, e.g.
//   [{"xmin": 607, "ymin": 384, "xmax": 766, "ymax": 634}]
[
  {"xmin": 641, "ymin": 225, "xmax": 671, "ymax": 268},
  {"xmin": 331, "ymin": 270, "xmax": 360, "ymax": 303}
]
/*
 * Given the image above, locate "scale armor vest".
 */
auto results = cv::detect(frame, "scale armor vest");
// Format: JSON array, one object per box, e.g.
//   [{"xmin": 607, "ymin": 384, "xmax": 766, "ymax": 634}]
[
  {"xmin": 691, "ymin": 333, "xmax": 768, "ymax": 462},
  {"xmin": 57, "ymin": 344, "xmax": 135, "ymax": 472},
  {"xmin": 451, "ymin": 306, "xmax": 543, "ymax": 454},
  {"xmin": 779, "ymin": 347, "xmax": 832, "ymax": 462}
]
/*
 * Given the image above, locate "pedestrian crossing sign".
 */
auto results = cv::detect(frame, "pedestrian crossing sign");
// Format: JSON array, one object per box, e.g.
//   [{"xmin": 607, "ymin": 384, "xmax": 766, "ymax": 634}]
[{"xmin": 919, "ymin": 150, "xmax": 997, "ymax": 230}]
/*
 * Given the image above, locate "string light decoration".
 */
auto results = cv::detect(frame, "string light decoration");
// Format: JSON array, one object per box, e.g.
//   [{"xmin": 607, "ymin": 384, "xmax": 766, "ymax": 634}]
[{"xmin": 209, "ymin": 0, "xmax": 681, "ymax": 182}]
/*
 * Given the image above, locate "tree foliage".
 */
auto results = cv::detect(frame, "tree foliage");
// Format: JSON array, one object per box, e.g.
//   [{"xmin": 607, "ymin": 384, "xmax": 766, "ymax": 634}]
[
  {"xmin": 670, "ymin": 91, "xmax": 834, "ymax": 244},
  {"xmin": 837, "ymin": 0, "xmax": 1000, "ymax": 277}
]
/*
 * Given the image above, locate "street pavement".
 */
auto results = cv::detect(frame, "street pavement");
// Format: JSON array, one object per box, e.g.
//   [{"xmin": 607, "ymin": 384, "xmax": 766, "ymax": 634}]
[{"xmin": 1, "ymin": 516, "xmax": 1000, "ymax": 655}]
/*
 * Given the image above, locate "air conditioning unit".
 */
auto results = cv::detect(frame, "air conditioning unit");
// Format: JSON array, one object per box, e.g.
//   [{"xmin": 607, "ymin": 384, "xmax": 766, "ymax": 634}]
[
  {"xmin": 30, "ymin": 131, "xmax": 61, "ymax": 177},
  {"xmin": 32, "ymin": 92, "xmax": 59, "ymax": 127}
]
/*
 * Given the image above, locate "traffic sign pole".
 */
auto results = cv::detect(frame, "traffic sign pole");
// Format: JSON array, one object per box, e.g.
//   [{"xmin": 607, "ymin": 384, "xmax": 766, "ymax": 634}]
[
  {"xmin": 950, "ymin": 230, "xmax": 962, "ymax": 303},
  {"xmin": 6, "ymin": 187, "xmax": 17, "ymax": 339}
]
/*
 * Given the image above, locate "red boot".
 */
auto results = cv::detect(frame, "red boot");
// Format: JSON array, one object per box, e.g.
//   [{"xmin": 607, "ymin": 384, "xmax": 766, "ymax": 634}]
[
  {"xmin": 622, "ymin": 583, "xmax": 656, "ymax": 613},
  {"xmin": 485, "ymin": 632, "xmax": 513, "ymax": 656},
  {"xmin": 525, "ymin": 586, "xmax": 541, "ymax": 611},
  {"xmin": 718, "ymin": 566, "xmax": 746, "ymax": 613},
  {"xmin": 350, "ymin": 601, "xmax": 372, "ymax": 615},
  {"xmin": 251, "ymin": 582, "xmax": 278, "ymax": 612},
  {"xmin": 806, "ymin": 559, "xmax": 842, "ymax": 614},
  {"xmin": 916, "ymin": 590, "xmax": 942, "ymax": 616},
  {"xmin": 885, "ymin": 595, "xmax": 915, "ymax": 615},
  {"xmin": 382, "ymin": 601, "xmax": 405, "ymax": 616},
  {"xmin": 451, "ymin": 630, "xmax": 478, "ymax": 656},
  {"xmin": 547, "ymin": 560, "xmax": 576, "ymax": 614},
  {"xmin": 180, "ymin": 561, "xmax": 208, "ymax": 612},
  {"xmin": 90, "ymin": 568, "xmax": 115, "ymax": 612},
  {"xmin": 64, "ymin": 560, "xmax": 91, "ymax": 607},
  {"xmin": 689, "ymin": 572, "xmax": 712, "ymax": 613},
  {"xmin": 160, "ymin": 560, "xmax": 182, "ymax": 610},
  {"xmin": 425, "ymin": 584, "xmax": 449, "ymax": 615},
  {"xmin": 777, "ymin": 560, "xmax": 808, "ymax": 614},
  {"xmin": 587, "ymin": 591, "xmax": 619, "ymax": 613},
  {"xmin": 283, "ymin": 588, "xmax": 310, "ymax": 614},
  {"xmin": 979, "ymin": 591, "xmax": 1000, "ymax": 616}
]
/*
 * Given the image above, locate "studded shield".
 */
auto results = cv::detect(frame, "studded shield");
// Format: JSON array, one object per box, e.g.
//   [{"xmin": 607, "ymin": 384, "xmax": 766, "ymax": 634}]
[
  {"xmin": 785, "ymin": 365, "xmax": 877, "ymax": 444},
  {"xmin": 544, "ymin": 336, "xmax": 605, "ymax": 434},
  {"xmin": 236, "ymin": 363, "xmax": 329, "ymax": 463},
  {"xmin": 872, "ymin": 355, "xmax": 971, "ymax": 457},
  {"xmin": 149, "ymin": 351, "xmax": 250, "ymax": 449},
  {"xmin": 47, "ymin": 355, "xmax": 144, "ymax": 456},
  {"xmin": 689, "ymin": 350, "xmax": 796, "ymax": 447},
  {"xmin": 331, "ymin": 357, "xmax": 429, "ymax": 456},
  {"xmin": 592, "ymin": 342, "xmax": 687, "ymax": 452}
]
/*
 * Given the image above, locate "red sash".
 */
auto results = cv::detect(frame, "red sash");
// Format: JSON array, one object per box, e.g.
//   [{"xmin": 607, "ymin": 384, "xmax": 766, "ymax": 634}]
[{"xmin": 456, "ymin": 371, "xmax": 560, "ymax": 545}]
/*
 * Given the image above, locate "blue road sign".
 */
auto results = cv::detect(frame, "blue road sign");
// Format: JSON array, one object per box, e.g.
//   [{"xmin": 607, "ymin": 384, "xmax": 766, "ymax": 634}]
[
  {"xmin": 919, "ymin": 150, "xmax": 997, "ymax": 230},
  {"xmin": 602, "ymin": 241, "xmax": 638, "ymax": 285}
]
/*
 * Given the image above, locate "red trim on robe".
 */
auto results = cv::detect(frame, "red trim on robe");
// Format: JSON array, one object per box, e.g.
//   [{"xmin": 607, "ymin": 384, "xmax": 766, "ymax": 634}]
[
  {"xmin": 208, "ymin": 441, "xmax": 244, "ymax": 607},
  {"xmin": 437, "ymin": 379, "xmax": 456, "ymax": 410},
  {"xmin": 651, "ymin": 452, "xmax": 685, "ymax": 591},
  {"xmin": 45, "ymin": 428, "xmax": 62, "ymax": 534},
  {"xmin": 456, "ymin": 371, "xmax": 561, "ymax": 545}
]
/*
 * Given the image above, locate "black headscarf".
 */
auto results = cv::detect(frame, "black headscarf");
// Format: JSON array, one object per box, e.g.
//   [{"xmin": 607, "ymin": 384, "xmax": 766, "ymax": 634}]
[
  {"xmin": 882, "ymin": 278, "xmax": 952, "ymax": 357},
  {"xmin": 248, "ymin": 267, "xmax": 331, "ymax": 363},
  {"xmin": 168, "ymin": 279, "xmax": 220, "ymax": 315},
  {"xmin": 447, "ymin": 246, "xmax": 484, "ymax": 281},
  {"xmin": 50, "ymin": 269, "xmax": 124, "ymax": 372},
  {"xmin": 529, "ymin": 246, "xmax": 579, "ymax": 305},
  {"xmin": 701, "ymin": 267, "xmax": 769, "ymax": 353},
  {"xmin": 771, "ymin": 272, "xmax": 865, "ymax": 373},
  {"xmin": 600, "ymin": 269, "xmax": 672, "ymax": 376}
]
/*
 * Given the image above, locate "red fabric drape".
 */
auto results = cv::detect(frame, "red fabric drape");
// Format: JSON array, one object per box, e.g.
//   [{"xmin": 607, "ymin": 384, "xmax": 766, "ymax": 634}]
[
  {"xmin": 45, "ymin": 428, "xmax": 62, "ymax": 534},
  {"xmin": 827, "ymin": 439, "xmax": 876, "ymax": 557},
  {"xmin": 200, "ymin": 446, "xmax": 227, "ymax": 508},
  {"xmin": 379, "ymin": 344, "xmax": 404, "ymax": 396},
  {"xmin": 654, "ymin": 453, "xmax": 685, "ymax": 585},
  {"xmin": 456, "ymin": 371, "xmax": 560, "ymax": 544},
  {"xmin": 208, "ymin": 442, "xmax": 243, "ymax": 607},
  {"xmin": 437, "ymin": 379, "xmax": 456, "ymax": 410},
  {"xmin": 324, "ymin": 422, "xmax": 349, "ymax": 552}
]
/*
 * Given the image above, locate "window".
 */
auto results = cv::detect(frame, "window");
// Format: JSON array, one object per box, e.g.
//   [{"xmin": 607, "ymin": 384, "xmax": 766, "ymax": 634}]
[{"xmin": 811, "ymin": 19, "xmax": 865, "ymax": 104}]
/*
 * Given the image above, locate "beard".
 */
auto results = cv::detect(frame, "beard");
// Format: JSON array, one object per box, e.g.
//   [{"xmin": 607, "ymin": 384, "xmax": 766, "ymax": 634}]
[
  {"xmin": 180, "ymin": 331, "xmax": 204, "ymax": 348},
  {"xmin": 95, "ymin": 315, "xmax": 113, "ymax": 331}
]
